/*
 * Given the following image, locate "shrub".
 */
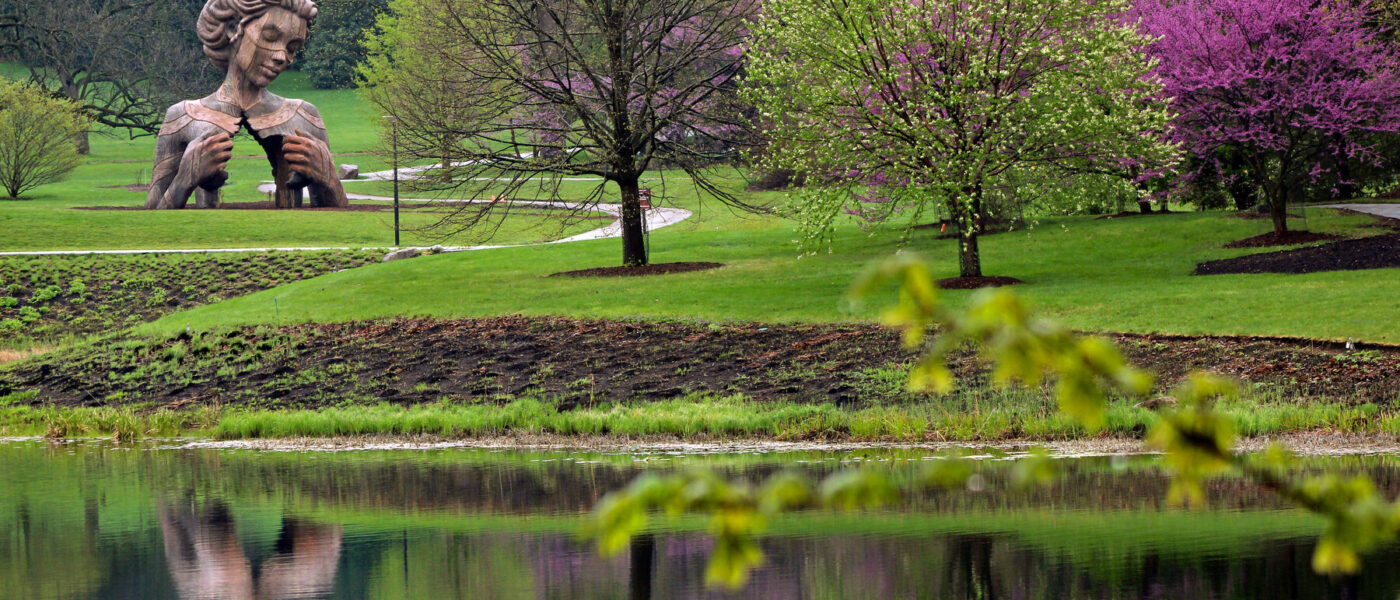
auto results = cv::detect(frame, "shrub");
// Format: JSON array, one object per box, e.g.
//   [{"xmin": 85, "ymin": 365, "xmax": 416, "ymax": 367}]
[{"xmin": 0, "ymin": 78, "xmax": 90, "ymax": 198}]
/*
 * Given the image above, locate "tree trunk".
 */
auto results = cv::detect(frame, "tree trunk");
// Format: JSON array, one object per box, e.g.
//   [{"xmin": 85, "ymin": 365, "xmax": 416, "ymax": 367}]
[
  {"xmin": 74, "ymin": 129, "xmax": 89, "ymax": 155},
  {"xmin": 618, "ymin": 177, "xmax": 648, "ymax": 267},
  {"xmin": 955, "ymin": 186, "xmax": 983, "ymax": 278},
  {"xmin": 629, "ymin": 534, "xmax": 654, "ymax": 600},
  {"xmin": 1337, "ymin": 155, "xmax": 1355, "ymax": 201},
  {"xmin": 1270, "ymin": 194, "xmax": 1289, "ymax": 236},
  {"xmin": 1137, "ymin": 200, "xmax": 1152, "ymax": 214}
]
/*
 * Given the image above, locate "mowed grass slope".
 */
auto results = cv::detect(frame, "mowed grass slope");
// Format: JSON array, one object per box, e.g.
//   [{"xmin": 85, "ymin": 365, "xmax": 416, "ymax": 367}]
[{"xmin": 144, "ymin": 207, "xmax": 1400, "ymax": 343}]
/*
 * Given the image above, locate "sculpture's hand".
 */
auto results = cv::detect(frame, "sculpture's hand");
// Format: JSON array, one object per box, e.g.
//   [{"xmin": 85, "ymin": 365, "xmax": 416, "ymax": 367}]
[
  {"xmin": 184, "ymin": 131, "xmax": 234, "ymax": 190},
  {"xmin": 283, "ymin": 129, "xmax": 336, "ymax": 187}
]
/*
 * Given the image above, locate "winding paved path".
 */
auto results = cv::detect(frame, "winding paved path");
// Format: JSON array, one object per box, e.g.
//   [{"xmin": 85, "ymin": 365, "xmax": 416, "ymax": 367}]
[
  {"xmin": 0, "ymin": 166, "xmax": 691, "ymax": 257},
  {"xmin": 1316, "ymin": 203, "xmax": 1400, "ymax": 221}
]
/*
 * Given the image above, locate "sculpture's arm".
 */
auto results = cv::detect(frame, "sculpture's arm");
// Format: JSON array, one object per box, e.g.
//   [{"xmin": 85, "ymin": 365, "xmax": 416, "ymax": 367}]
[
  {"xmin": 283, "ymin": 127, "xmax": 348, "ymax": 208},
  {"xmin": 281, "ymin": 102, "xmax": 348, "ymax": 208},
  {"xmin": 146, "ymin": 131, "xmax": 234, "ymax": 210},
  {"xmin": 144, "ymin": 134, "xmax": 185, "ymax": 209}
]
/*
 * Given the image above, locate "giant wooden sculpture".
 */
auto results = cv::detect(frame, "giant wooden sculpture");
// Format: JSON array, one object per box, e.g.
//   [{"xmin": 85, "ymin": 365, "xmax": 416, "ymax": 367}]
[{"xmin": 146, "ymin": 0, "xmax": 347, "ymax": 209}]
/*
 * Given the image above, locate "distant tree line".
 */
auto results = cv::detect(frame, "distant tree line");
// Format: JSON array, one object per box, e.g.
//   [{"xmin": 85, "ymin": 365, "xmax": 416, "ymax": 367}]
[{"xmin": 302, "ymin": 0, "xmax": 389, "ymax": 89}]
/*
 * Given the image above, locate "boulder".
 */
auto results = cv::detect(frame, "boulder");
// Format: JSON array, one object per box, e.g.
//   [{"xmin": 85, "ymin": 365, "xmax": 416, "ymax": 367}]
[
  {"xmin": 338, "ymin": 164, "xmax": 360, "ymax": 180},
  {"xmin": 382, "ymin": 248, "xmax": 422, "ymax": 262}
]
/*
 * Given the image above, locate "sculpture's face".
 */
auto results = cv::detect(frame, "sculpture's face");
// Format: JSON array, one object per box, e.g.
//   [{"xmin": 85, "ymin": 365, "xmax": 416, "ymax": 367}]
[{"xmin": 232, "ymin": 7, "xmax": 308, "ymax": 89}]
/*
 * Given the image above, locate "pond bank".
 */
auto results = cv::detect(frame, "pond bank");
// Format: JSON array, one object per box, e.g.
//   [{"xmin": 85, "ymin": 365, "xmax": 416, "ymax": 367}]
[
  {"xmin": 3, "ymin": 396, "xmax": 1399, "ymax": 452},
  {"xmin": 3, "ymin": 315, "xmax": 1400, "ymax": 443},
  {"xmin": 170, "ymin": 431, "xmax": 1400, "ymax": 456}
]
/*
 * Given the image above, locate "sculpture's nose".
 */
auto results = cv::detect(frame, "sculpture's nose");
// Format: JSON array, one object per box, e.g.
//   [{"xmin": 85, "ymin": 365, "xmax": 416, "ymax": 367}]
[{"xmin": 270, "ymin": 49, "xmax": 289, "ymax": 68}]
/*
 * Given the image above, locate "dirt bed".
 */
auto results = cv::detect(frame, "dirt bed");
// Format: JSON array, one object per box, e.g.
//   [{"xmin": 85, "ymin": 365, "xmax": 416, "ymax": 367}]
[
  {"xmin": 2, "ymin": 316, "xmax": 1398, "ymax": 411},
  {"xmin": 1197, "ymin": 233, "xmax": 1400, "ymax": 275},
  {"xmin": 1223, "ymin": 230, "xmax": 1344, "ymax": 248},
  {"xmin": 551, "ymin": 262, "xmax": 725, "ymax": 278},
  {"xmin": 0, "ymin": 251, "xmax": 379, "ymax": 347},
  {"xmin": 937, "ymin": 276, "xmax": 1023, "ymax": 290}
]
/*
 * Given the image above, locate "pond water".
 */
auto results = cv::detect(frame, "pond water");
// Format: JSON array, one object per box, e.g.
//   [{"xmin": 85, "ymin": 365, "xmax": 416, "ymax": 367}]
[{"xmin": 3, "ymin": 440, "xmax": 1400, "ymax": 599}]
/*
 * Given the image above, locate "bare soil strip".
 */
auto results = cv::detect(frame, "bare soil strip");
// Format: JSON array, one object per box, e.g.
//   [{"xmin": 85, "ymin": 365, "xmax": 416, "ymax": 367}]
[{"xmin": 3, "ymin": 315, "xmax": 1398, "ymax": 411}]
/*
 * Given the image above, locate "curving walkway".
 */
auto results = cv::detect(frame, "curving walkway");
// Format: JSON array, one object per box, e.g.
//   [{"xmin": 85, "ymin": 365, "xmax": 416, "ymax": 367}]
[
  {"xmin": 0, "ymin": 166, "xmax": 691, "ymax": 257},
  {"xmin": 1315, "ymin": 203, "xmax": 1400, "ymax": 221}
]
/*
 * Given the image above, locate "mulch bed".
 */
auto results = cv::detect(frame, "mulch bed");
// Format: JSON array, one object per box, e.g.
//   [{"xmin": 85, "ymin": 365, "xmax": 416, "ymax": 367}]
[
  {"xmin": 1222, "ymin": 230, "xmax": 1345, "ymax": 248},
  {"xmin": 1197, "ymin": 233, "xmax": 1400, "ymax": 275},
  {"xmin": 550, "ymin": 262, "xmax": 724, "ymax": 278},
  {"xmin": 5, "ymin": 316, "xmax": 1400, "ymax": 412},
  {"xmin": 937, "ymin": 276, "xmax": 1023, "ymax": 290}
]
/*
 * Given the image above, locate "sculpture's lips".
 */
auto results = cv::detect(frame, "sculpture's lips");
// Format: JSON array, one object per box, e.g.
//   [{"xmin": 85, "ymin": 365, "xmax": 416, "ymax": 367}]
[{"xmin": 260, "ymin": 65, "xmax": 281, "ymax": 79}]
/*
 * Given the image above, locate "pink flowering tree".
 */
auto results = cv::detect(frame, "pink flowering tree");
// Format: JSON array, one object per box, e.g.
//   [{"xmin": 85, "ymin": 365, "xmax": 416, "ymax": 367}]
[
  {"xmin": 1134, "ymin": 0, "xmax": 1400, "ymax": 236},
  {"xmin": 361, "ymin": 0, "xmax": 758, "ymax": 266},
  {"xmin": 745, "ymin": 0, "xmax": 1177, "ymax": 279}
]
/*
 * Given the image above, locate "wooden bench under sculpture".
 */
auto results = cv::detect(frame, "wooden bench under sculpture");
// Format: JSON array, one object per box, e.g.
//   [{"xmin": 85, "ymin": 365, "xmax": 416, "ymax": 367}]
[{"xmin": 146, "ymin": 0, "xmax": 347, "ymax": 210}]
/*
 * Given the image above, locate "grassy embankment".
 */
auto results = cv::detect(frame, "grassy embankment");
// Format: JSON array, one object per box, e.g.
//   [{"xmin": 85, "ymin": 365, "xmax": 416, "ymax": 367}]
[
  {"xmin": 5, "ymin": 187, "xmax": 1397, "ymax": 441},
  {"xmin": 145, "ymin": 205, "xmax": 1391, "ymax": 341},
  {"xmin": 4, "ymin": 67, "xmax": 1399, "ymax": 442}
]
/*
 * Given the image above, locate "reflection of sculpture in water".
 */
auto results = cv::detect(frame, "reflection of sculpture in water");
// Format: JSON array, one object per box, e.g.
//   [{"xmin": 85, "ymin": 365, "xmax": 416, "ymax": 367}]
[
  {"xmin": 158, "ymin": 500, "xmax": 342, "ymax": 599},
  {"xmin": 146, "ymin": 0, "xmax": 347, "ymax": 210}
]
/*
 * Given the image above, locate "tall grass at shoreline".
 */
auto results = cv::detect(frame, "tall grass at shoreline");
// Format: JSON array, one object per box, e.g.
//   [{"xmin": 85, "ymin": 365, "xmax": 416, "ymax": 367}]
[{"xmin": 1, "ymin": 392, "xmax": 1394, "ymax": 442}]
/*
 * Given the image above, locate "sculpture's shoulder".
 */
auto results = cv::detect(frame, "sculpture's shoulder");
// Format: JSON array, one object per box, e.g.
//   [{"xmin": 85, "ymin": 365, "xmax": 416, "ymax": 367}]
[
  {"xmin": 156, "ymin": 102, "xmax": 195, "ymax": 138},
  {"xmin": 248, "ymin": 97, "xmax": 328, "ymax": 139},
  {"xmin": 160, "ymin": 98, "xmax": 239, "ymax": 138},
  {"xmin": 294, "ymin": 100, "xmax": 328, "ymax": 134}
]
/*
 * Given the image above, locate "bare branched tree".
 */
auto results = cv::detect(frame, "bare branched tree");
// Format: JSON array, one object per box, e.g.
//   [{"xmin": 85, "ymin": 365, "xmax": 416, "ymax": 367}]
[
  {"xmin": 8, "ymin": 0, "xmax": 217, "ymax": 152},
  {"xmin": 362, "ymin": 0, "xmax": 759, "ymax": 266}
]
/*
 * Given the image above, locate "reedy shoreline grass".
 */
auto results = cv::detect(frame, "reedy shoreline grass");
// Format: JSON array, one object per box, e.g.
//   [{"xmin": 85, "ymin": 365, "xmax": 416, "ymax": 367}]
[{"xmin": 2, "ymin": 391, "xmax": 1394, "ymax": 442}]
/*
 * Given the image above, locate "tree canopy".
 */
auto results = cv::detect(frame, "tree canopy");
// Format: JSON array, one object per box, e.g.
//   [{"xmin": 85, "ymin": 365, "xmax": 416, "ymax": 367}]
[
  {"xmin": 745, "ymin": 0, "xmax": 1176, "ymax": 278},
  {"xmin": 4, "ymin": 0, "xmax": 216, "ymax": 149},
  {"xmin": 1135, "ymin": 0, "xmax": 1400, "ymax": 234},
  {"xmin": 303, "ymin": 0, "xmax": 390, "ymax": 89},
  {"xmin": 360, "ymin": 0, "xmax": 758, "ymax": 266}
]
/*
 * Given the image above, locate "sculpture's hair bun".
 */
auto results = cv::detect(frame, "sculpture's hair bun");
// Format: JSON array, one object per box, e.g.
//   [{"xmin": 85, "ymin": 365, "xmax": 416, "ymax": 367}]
[{"xmin": 198, "ymin": 0, "xmax": 318, "ymax": 71}]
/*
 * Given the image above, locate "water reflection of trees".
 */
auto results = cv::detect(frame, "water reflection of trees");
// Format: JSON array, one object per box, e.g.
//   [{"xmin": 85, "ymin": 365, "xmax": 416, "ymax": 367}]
[
  {"xmin": 351, "ymin": 529, "xmax": 1383, "ymax": 599},
  {"xmin": 9, "ymin": 445, "xmax": 1400, "ymax": 599},
  {"xmin": 159, "ymin": 500, "xmax": 342, "ymax": 600}
]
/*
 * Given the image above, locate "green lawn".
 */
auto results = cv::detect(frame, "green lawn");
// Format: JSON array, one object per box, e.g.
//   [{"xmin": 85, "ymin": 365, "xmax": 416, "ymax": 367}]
[
  {"xmin": 7, "ymin": 63, "xmax": 1400, "ymax": 343},
  {"xmin": 1, "ymin": 68, "xmax": 603, "ymax": 249},
  {"xmin": 142, "ymin": 204, "xmax": 1400, "ymax": 343}
]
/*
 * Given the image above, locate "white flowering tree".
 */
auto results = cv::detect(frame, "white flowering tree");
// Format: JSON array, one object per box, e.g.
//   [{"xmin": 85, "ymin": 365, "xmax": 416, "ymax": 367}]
[{"xmin": 744, "ymin": 0, "xmax": 1178, "ymax": 279}]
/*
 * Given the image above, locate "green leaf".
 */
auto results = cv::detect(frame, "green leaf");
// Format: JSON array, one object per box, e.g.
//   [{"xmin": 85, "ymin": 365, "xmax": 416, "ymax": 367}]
[
  {"xmin": 922, "ymin": 457, "xmax": 974, "ymax": 490},
  {"xmin": 819, "ymin": 470, "xmax": 898, "ymax": 510}
]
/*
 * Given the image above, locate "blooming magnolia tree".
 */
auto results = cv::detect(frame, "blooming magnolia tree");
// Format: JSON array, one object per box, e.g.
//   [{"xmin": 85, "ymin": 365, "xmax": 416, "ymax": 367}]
[
  {"xmin": 361, "ymin": 0, "xmax": 757, "ymax": 266},
  {"xmin": 745, "ymin": 0, "xmax": 1176, "ymax": 279},
  {"xmin": 1134, "ymin": 0, "xmax": 1400, "ymax": 235}
]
